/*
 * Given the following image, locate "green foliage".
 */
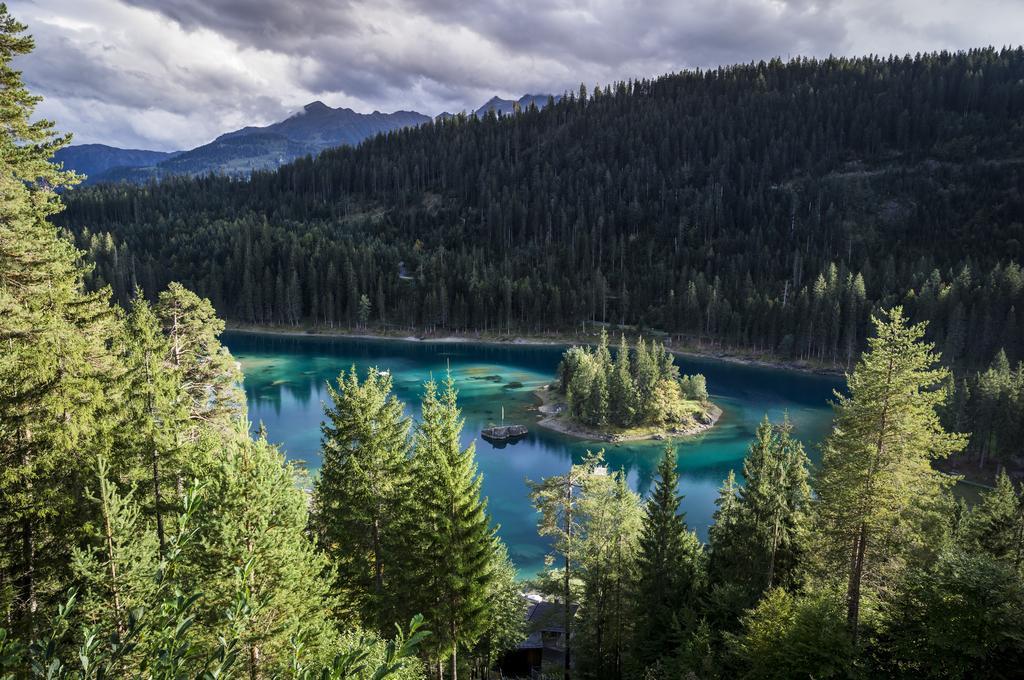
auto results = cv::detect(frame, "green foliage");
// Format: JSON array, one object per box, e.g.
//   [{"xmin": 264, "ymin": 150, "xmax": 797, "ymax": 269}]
[
  {"xmin": 0, "ymin": 3, "xmax": 117, "ymax": 635},
  {"xmin": 729, "ymin": 587, "xmax": 857, "ymax": 680},
  {"xmin": 815, "ymin": 307, "xmax": 966, "ymax": 640},
  {"xmin": 154, "ymin": 282, "xmax": 246, "ymax": 437},
  {"xmin": 312, "ymin": 367, "xmax": 411, "ymax": 629},
  {"xmin": 678, "ymin": 374, "xmax": 708, "ymax": 402},
  {"xmin": 630, "ymin": 448, "xmax": 705, "ymax": 674},
  {"xmin": 959, "ymin": 470, "xmax": 1024, "ymax": 572},
  {"xmin": 574, "ymin": 466, "xmax": 643, "ymax": 680},
  {"xmin": 401, "ymin": 375, "xmax": 500, "ymax": 675},
  {"xmin": 556, "ymin": 337, "xmax": 705, "ymax": 429},
  {"xmin": 871, "ymin": 549, "xmax": 1024, "ymax": 679},
  {"xmin": 184, "ymin": 435, "xmax": 339, "ymax": 676}
]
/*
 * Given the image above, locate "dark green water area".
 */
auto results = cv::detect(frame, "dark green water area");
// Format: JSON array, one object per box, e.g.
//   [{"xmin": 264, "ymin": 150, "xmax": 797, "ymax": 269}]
[{"xmin": 223, "ymin": 332, "xmax": 842, "ymax": 577}]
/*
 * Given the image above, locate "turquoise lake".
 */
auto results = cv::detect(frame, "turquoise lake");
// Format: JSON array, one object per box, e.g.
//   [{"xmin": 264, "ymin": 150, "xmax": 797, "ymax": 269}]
[{"xmin": 223, "ymin": 332, "xmax": 842, "ymax": 577}]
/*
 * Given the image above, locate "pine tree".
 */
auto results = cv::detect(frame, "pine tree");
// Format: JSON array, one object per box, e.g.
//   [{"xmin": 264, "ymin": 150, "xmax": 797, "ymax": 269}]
[
  {"xmin": 69, "ymin": 455, "xmax": 159, "ymax": 658},
  {"xmin": 633, "ymin": 338, "xmax": 658, "ymax": 420},
  {"xmin": 585, "ymin": 368, "xmax": 609, "ymax": 427},
  {"xmin": 707, "ymin": 470, "xmax": 742, "ymax": 586},
  {"xmin": 187, "ymin": 434, "xmax": 339, "ymax": 677},
  {"xmin": 630, "ymin": 447, "xmax": 705, "ymax": 671},
  {"xmin": 0, "ymin": 6, "xmax": 118, "ymax": 633},
  {"xmin": 358, "ymin": 294, "xmax": 372, "ymax": 329},
  {"xmin": 120, "ymin": 294, "xmax": 189, "ymax": 557},
  {"xmin": 404, "ymin": 375, "xmax": 497, "ymax": 680},
  {"xmin": 960, "ymin": 470, "xmax": 1024, "ymax": 572},
  {"xmin": 738, "ymin": 415, "xmax": 811, "ymax": 592},
  {"xmin": 608, "ymin": 335, "xmax": 636, "ymax": 427},
  {"xmin": 575, "ymin": 467, "xmax": 642, "ymax": 680},
  {"xmin": 530, "ymin": 453, "xmax": 603, "ymax": 680},
  {"xmin": 312, "ymin": 366, "xmax": 411, "ymax": 629},
  {"xmin": 154, "ymin": 282, "xmax": 245, "ymax": 439},
  {"xmin": 815, "ymin": 307, "xmax": 966, "ymax": 642}
]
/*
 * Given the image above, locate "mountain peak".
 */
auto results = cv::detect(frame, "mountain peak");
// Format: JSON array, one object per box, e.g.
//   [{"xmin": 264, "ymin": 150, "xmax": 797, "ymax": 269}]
[{"xmin": 303, "ymin": 100, "xmax": 332, "ymax": 113}]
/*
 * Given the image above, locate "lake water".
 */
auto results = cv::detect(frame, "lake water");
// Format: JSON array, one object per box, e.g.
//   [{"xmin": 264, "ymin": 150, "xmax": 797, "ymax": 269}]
[{"xmin": 223, "ymin": 332, "xmax": 842, "ymax": 577}]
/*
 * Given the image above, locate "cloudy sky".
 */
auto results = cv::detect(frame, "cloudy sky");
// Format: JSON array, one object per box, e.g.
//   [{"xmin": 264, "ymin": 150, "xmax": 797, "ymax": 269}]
[{"xmin": 10, "ymin": 0, "xmax": 1024, "ymax": 151}]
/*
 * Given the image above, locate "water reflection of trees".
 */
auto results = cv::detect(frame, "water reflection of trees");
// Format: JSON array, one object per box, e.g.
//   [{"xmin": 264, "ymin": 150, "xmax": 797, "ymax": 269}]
[{"xmin": 246, "ymin": 373, "xmax": 328, "ymax": 415}]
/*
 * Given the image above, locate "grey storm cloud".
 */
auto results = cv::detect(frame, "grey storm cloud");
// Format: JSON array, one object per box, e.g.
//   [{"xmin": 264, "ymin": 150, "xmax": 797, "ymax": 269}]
[{"xmin": 9, "ymin": 0, "xmax": 1024, "ymax": 150}]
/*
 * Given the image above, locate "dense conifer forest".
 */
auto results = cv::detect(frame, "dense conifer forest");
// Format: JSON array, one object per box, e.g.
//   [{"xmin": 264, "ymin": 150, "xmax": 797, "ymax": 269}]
[
  {"xmin": 4, "ymin": 4, "xmax": 1024, "ymax": 678},
  {"xmin": 554, "ymin": 333, "xmax": 712, "ymax": 431},
  {"xmin": 60, "ymin": 46, "xmax": 1024, "ymax": 472}
]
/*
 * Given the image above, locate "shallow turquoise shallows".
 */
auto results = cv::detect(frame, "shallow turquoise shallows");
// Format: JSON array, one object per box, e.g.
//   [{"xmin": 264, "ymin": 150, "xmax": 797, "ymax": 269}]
[{"xmin": 222, "ymin": 332, "xmax": 842, "ymax": 577}]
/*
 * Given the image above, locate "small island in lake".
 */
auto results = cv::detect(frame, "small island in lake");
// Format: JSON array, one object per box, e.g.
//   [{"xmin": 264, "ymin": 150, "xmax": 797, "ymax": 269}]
[{"xmin": 535, "ymin": 332, "xmax": 721, "ymax": 442}]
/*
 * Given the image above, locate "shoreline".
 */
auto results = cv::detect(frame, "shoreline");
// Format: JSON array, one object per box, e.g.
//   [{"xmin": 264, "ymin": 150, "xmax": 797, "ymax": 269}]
[
  {"xmin": 226, "ymin": 324, "xmax": 1014, "ymax": 490},
  {"xmin": 532, "ymin": 385, "xmax": 724, "ymax": 443},
  {"xmin": 223, "ymin": 323, "xmax": 844, "ymax": 378}
]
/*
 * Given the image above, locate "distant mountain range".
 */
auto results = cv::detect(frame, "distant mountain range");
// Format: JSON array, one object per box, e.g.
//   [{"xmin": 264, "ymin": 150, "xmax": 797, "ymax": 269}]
[
  {"xmin": 54, "ymin": 145, "xmax": 180, "ymax": 181},
  {"xmin": 57, "ymin": 94, "xmax": 558, "ymax": 184}
]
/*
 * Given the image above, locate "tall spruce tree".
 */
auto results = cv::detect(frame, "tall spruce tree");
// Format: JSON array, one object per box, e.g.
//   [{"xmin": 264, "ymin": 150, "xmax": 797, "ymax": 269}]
[
  {"xmin": 120, "ymin": 294, "xmax": 189, "ymax": 557},
  {"xmin": 707, "ymin": 470, "xmax": 742, "ymax": 587},
  {"xmin": 575, "ymin": 466, "xmax": 642, "ymax": 680},
  {"xmin": 530, "ymin": 453, "xmax": 602, "ymax": 680},
  {"xmin": 154, "ymin": 282, "xmax": 245, "ymax": 440},
  {"xmin": 960, "ymin": 470, "xmax": 1024, "ymax": 572},
  {"xmin": 737, "ymin": 415, "xmax": 811, "ymax": 592},
  {"xmin": 312, "ymin": 366, "xmax": 411, "ymax": 630},
  {"xmin": 0, "ymin": 6, "xmax": 117, "ymax": 634},
  {"xmin": 608, "ymin": 335, "xmax": 636, "ymax": 427},
  {"xmin": 187, "ymin": 434, "xmax": 339, "ymax": 677},
  {"xmin": 630, "ymin": 447, "xmax": 705, "ymax": 672},
  {"xmin": 815, "ymin": 307, "xmax": 966, "ymax": 642},
  {"xmin": 405, "ymin": 375, "xmax": 497, "ymax": 680}
]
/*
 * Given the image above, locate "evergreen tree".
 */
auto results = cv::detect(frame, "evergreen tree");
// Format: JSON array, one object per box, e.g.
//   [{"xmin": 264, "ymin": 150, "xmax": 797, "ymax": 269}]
[
  {"xmin": 633, "ymin": 339, "xmax": 659, "ymax": 420},
  {"xmin": 358, "ymin": 294, "xmax": 372, "ymax": 329},
  {"xmin": 679, "ymin": 374, "xmax": 708, "ymax": 402},
  {"xmin": 729, "ymin": 587, "xmax": 855, "ymax": 680},
  {"xmin": 630, "ymin": 447, "xmax": 705, "ymax": 672},
  {"xmin": 530, "ymin": 453, "xmax": 603, "ymax": 680},
  {"xmin": 575, "ymin": 466, "xmax": 642, "ymax": 680},
  {"xmin": 585, "ymin": 368, "xmax": 609, "ymax": 427},
  {"xmin": 154, "ymin": 282, "xmax": 245, "ymax": 439},
  {"xmin": 69, "ymin": 455, "xmax": 159, "ymax": 663},
  {"xmin": 707, "ymin": 471, "xmax": 742, "ymax": 585},
  {"xmin": 873, "ymin": 548, "xmax": 1024, "ymax": 678},
  {"xmin": 120, "ymin": 294, "xmax": 189, "ymax": 557},
  {"xmin": 404, "ymin": 376, "xmax": 497, "ymax": 680},
  {"xmin": 187, "ymin": 434, "xmax": 339, "ymax": 677},
  {"xmin": 960, "ymin": 470, "xmax": 1024, "ymax": 572},
  {"xmin": 0, "ymin": 6, "xmax": 117, "ymax": 633},
  {"xmin": 608, "ymin": 335, "xmax": 636, "ymax": 427},
  {"xmin": 706, "ymin": 471, "xmax": 752, "ymax": 625},
  {"xmin": 815, "ymin": 307, "xmax": 966, "ymax": 642},
  {"xmin": 738, "ymin": 415, "xmax": 811, "ymax": 592},
  {"xmin": 312, "ymin": 367, "xmax": 411, "ymax": 629}
]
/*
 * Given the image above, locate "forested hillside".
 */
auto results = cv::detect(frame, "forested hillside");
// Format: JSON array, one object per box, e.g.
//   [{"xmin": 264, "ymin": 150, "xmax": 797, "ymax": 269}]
[
  {"xmin": 6, "ymin": 5, "xmax": 1024, "ymax": 677},
  {"xmin": 62, "ymin": 48, "xmax": 1024, "ymax": 472},
  {"xmin": 64, "ymin": 49, "xmax": 1024, "ymax": 363}
]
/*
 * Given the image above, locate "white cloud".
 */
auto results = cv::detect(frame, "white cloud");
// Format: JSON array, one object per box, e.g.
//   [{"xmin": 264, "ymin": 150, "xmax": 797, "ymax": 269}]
[{"xmin": 10, "ymin": 0, "xmax": 1024, "ymax": 150}]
